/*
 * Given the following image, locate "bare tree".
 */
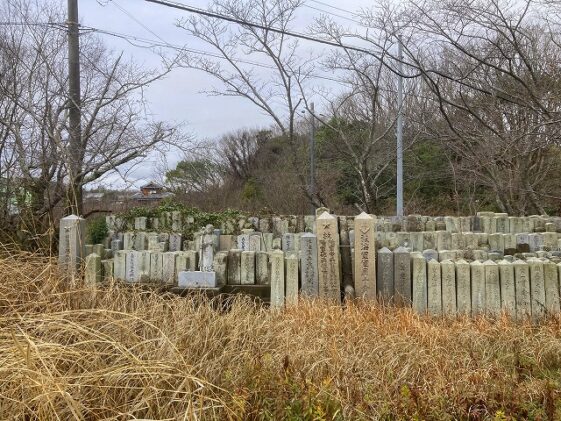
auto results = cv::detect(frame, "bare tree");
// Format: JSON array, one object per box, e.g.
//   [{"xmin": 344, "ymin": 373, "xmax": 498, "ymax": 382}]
[
  {"xmin": 360, "ymin": 0, "xmax": 561, "ymax": 214},
  {"xmin": 0, "ymin": 0, "xmax": 187, "ymax": 242},
  {"xmin": 176, "ymin": 0, "xmax": 323, "ymax": 205}
]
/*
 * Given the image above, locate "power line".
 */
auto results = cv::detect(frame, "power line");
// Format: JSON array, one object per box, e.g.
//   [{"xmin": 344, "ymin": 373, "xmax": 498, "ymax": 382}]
[
  {"xmin": 309, "ymin": 0, "xmax": 360, "ymax": 17},
  {"xmin": 302, "ymin": 3, "xmax": 363, "ymax": 25},
  {"xmin": 82, "ymin": 24, "xmax": 354, "ymax": 85},
  {"xmin": 111, "ymin": 0, "xmax": 168, "ymax": 43},
  {"xmin": 143, "ymin": 0, "xmax": 381, "ymax": 59}
]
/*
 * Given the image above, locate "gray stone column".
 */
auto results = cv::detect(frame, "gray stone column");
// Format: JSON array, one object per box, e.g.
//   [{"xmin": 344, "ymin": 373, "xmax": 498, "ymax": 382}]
[
  {"xmin": 513, "ymin": 260, "xmax": 531, "ymax": 320},
  {"xmin": 58, "ymin": 214, "xmax": 86, "ymax": 276},
  {"xmin": 270, "ymin": 250, "xmax": 285, "ymax": 309},
  {"xmin": 353, "ymin": 212, "xmax": 376, "ymax": 300},
  {"xmin": 316, "ymin": 212, "xmax": 341, "ymax": 303},
  {"xmin": 300, "ymin": 233, "xmax": 318, "ymax": 297}
]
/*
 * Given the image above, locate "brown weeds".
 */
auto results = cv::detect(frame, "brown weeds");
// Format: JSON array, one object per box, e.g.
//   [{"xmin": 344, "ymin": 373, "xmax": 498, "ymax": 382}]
[{"xmin": 1, "ymin": 249, "xmax": 561, "ymax": 420}]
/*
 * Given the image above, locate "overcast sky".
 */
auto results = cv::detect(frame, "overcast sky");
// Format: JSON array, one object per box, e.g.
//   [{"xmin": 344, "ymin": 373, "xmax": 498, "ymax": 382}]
[{"xmin": 79, "ymin": 0, "xmax": 371, "ymax": 189}]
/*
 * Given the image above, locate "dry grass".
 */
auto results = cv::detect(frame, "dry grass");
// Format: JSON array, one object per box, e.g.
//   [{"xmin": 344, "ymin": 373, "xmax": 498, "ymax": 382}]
[{"xmin": 1, "ymin": 249, "xmax": 561, "ymax": 420}]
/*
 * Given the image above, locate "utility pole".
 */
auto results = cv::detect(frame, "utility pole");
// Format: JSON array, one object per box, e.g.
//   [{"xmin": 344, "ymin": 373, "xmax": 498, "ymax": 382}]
[
  {"xmin": 67, "ymin": 0, "xmax": 82, "ymax": 215},
  {"xmin": 396, "ymin": 36, "xmax": 404, "ymax": 218},
  {"xmin": 309, "ymin": 102, "xmax": 316, "ymax": 214}
]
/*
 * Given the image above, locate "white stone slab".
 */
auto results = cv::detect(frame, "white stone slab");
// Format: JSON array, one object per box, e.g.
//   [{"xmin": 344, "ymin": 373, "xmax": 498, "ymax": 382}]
[{"xmin": 178, "ymin": 271, "xmax": 217, "ymax": 288}]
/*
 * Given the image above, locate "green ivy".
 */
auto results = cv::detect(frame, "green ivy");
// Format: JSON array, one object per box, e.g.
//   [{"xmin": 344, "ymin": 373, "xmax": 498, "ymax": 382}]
[{"xmin": 116, "ymin": 199, "xmax": 247, "ymax": 240}]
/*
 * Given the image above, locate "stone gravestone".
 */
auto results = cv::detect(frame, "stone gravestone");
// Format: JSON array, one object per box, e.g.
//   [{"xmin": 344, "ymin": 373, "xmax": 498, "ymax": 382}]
[
  {"xmin": 111, "ymin": 239, "xmax": 123, "ymax": 253},
  {"xmin": 113, "ymin": 250, "xmax": 127, "ymax": 281},
  {"xmin": 285, "ymin": 254, "xmax": 299, "ymax": 306},
  {"xmin": 125, "ymin": 250, "xmax": 141, "ymax": 283},
  {"xmin": 498, "ymin": 260, "xmax": 516, "ymax": 318},
  {"xmin": 237, "ymin": 233, "xmax": 250, "ymax": 251},
  {"xmin": 213, "ymin": 252, "xmax": 228, "ymax": 286},
  {"xmin": 394, "ymin": 247, "xmax": 411, "ymax": 306},
  {"xmin": 169, "ymin": 233, "xmax": 183, "ymax": 252},
  {"xmin": 227, "ymin": 249, "xmax": 242, "ymax": 284},
  {"xmin": 353, "ymin": 212, "xmax": 376, "ymax": 300},
  {"xmin": 102, "ymin": 259, "xmax": 113, "ymax": 281},
  {"xmin": 513, "ymin": 260, "xmax": 531, "ymax": 320},
  {"xmin": 411, "ymin": 253, "xmax": 427, "ymax": 313},
  {"xmin": 150, "ymin": 252, "xmax": 164, "ymax": 283},
  {"xmin": 377, "ymin": 247, "xmax": 394, "ymax": 303},
  {"xmin": 427, "ymin": 259, "xmax": 442, "ymax": 316},
  {"xmin": 58, "ymin": 215, "xmax": 86, "ymax": 276},
  {"xmin": 240, "ymin": 251, "xmax": 256, "ymax": 285},
  {"xmin": 470, "ymin": 260, "xmax": 485, "ymax": 316},
  {"xmin": 249, "ymin": 234, "xmax": 262, "ymax": 252},
  {"xmin": 162, "ymin": 252, "xmax": 178, "ymax": 285},
  {"xmin": 269, "ymin": 250, "xmax": 285, "ymax": 309},
  {"xmin": 255, "ymin": 251, "xmax": 270, "ymax": 285},
  {"xmin": 134, "ymin": 232, "xmax": 148, "ymax": 251},
  {"xmin": 315, "ymin": 212, "xmax": 341, "ymax": 303},
  {"xmin": 543, "ymin": 261, "xmax": 560, "ymax": 315},
  {"xmin": 484, "ymin": 260, "xmax": 501, "ymax": 317},
  {"xmin": 455, "ymin": 259, "xmax": 471, "ymax": 315},
  {"xmin": 528, "ymin": 259, "xmax": 546, "ymax": 321},
  {"xmin": 282, "ymin": 233, "xmax": 296, "ymax": 254},
  {"xmin": 84, "ymin": 253, "xmax": 102, "ymax": 283},
  {"xmin": 300, "ymin": 233, "xmax": 319, "ymax": 297},
  {"xmin": 441, "ymin": 260, "xmax": 456, "ymax": 315}
]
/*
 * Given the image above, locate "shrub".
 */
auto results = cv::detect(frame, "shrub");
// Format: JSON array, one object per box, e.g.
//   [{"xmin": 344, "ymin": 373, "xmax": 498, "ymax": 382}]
[{"xmin": 87, "ymin": 216, "xmax": 108, "ymax": 244}]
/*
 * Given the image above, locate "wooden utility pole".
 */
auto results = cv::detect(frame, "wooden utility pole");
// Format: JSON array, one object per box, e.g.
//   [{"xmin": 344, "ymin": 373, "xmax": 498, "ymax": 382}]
[{"xmin": 67, "ymin": 0, "xmax": 82, "ymax": 215}]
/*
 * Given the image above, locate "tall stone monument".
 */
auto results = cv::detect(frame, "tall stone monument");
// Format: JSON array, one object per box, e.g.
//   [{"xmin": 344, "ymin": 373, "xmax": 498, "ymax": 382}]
[
  {"xmin": 353, "ymin": 212, "xmax": 376, "ymax": 300},
  {"xmin": 315, "ymin": 212, "xmax": 341, "ymax": 303},
  {"xmin": 58, "ymin": 214, "xmax": 86, "ymax": 276}
]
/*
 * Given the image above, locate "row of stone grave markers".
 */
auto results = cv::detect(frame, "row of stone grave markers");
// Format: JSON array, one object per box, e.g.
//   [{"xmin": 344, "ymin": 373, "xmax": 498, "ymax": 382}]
[
  {"xmin": 61, "ymin": 211, "xmax": 561, "ymax": 319},
  {"xmin": 105, "ymin": 211, "xmax": 561, "ymax": 236}
]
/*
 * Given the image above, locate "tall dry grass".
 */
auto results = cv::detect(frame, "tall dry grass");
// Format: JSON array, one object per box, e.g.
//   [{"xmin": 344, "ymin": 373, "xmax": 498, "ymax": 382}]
[{"xmin": 1, "ymin": 249, "xmax": 561, "ymax": 420}]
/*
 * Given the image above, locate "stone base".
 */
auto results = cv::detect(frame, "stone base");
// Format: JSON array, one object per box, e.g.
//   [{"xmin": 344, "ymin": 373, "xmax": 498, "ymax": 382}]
[
  {"xmin": 170, "ymin": 285, "xmax": 225, "ymax": 297},
  {"xmin": 222, "ymin": 284, "xmax": 270, "ymax": 301},
  {"xmin": 178, "ymin": 271, "xmax": 217, "ymax": 288}
]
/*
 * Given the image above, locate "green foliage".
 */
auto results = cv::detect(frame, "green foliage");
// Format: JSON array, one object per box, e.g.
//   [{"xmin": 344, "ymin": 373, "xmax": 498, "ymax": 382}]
[
  {"xmin": 87, "ymin": 216, "xmax": 108, "ymax": 245},
  {"xmin": 117, "ymin": 200, "xmax": 246, "ymax": 240},
  {"xmin": 241, "ymin": 178, "xmax": 262, "ymax": 203},
  {"xmin": 165, "ymin": 159, "xmax": 222, "ymax": 193}
]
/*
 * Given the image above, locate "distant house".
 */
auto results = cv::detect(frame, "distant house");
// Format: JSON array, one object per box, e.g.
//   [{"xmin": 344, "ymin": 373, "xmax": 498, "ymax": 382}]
[{"xmin": 132, "ymin": 181, "xmax": 173, "ymax": 202}]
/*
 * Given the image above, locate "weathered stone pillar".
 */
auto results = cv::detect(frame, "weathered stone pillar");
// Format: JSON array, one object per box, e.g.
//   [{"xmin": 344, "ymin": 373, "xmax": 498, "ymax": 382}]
[
  {"xmin": 528, "ymin": 259, "xmax": 546, "ymax": 321},
  {"xmin": 441, "ymin": 259, "xmax": 456, "ymax": 315},
  {"xmin": 285, "ymin": 254, "xmax": 299, "ymax": 306},
  {"xmin": 270, "ymin": 250, "xmax": 285, "ymax": 309},
  {"xmin": 58, "ymin": 214, "xmax": 86, "ymax": 276},
  {"xmin": 542, "ymin": 261, "xmax": 560, "ymax": 315},
  {"xmin": 353, "ymin": 212, "xmax": 376, "ymax": 300},
  {"xmin": 394, "ymin": 247, "xmax": 411, "ymax": 306},
  {"xmin": 315, "ymin": 212, "xmax": 341, "ymax": 303},
  {"xmin": 470, "ymin": 260, "xmax": 485, "ymax": 316},
  {"xmin": 241, "ymin": 251, "xmax": 256, "ymax": 285},
  {"xmin": 498, "ymin": 260, "xmax": 515, "ymax": 318},
  {"xmin": 513, "ymin": 260, "xmax": 531, "ymax": 320},
  {"xmin": 255, "ymin": 251, "xmax": 270, "ymax": 285},
  {"xmin": 84, "ymin": 253, "xmax": 102, "ymax": 283},
  {"xmin": 300, "ymin": 233, "xmax": 318, "ymax": 297},
  {"xmin": 412, "ymin": 253, "xmax": 427, "ymax": 313},
  {"xmin": 455, "ymin": 259, "xmax": 471, "ymax": 315},
  {"xmin": 484, "ymin": 260, "xmax": 500, "ymax": 317},
  {"xmin": 377, "ymin": 247, "xmax": 394, "ymax": 303},
  {"xmin": 427, "ymin": 259, "xmax": 442, "ymax": 316}
]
